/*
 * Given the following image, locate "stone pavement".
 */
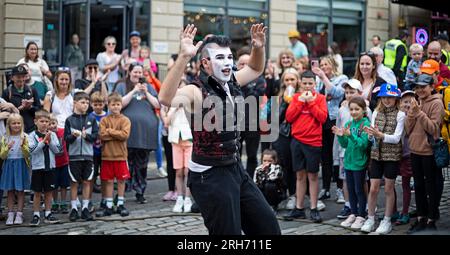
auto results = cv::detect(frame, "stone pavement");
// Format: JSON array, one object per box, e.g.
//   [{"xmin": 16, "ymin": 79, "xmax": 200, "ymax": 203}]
[{"xmin": 1, "ymin": 166, "xmax": 449, "ymax": 235}]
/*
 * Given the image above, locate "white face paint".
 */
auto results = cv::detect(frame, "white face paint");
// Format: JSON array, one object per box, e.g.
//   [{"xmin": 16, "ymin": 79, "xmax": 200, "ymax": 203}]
[{"xmin": 207, "ymin": 48, "xmax": 234, "ymax": 82}]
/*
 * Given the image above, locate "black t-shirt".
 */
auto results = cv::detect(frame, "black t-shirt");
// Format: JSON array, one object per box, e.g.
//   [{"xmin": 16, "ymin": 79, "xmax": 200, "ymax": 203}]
[{"xmin": 74, "ymin": 78, "xmax": 102, "ymax": 95}]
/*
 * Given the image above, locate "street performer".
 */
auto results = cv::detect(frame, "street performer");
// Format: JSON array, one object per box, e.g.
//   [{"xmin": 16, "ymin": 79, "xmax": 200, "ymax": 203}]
[{"xmin": 159, "ymin": 24, "xmax": 281, "ymax": 235}]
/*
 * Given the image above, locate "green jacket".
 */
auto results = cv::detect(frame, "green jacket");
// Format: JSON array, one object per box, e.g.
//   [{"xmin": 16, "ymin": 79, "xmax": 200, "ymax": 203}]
[{"xmin": 337, "ymin": 117, "xmax": 371, "ymax": 171}]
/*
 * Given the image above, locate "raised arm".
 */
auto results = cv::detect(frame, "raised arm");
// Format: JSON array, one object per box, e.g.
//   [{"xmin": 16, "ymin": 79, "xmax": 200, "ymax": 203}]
[
  {"xmin": 235, "ymin": 23, "xmax": 268, "ymax": 86},
  {"xmin": 159, "ymin": 24, "xmax": 203, "ymax": 106}
]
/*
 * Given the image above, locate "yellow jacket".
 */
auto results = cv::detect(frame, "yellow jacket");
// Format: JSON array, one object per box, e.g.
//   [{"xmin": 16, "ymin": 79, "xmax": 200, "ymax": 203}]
[{"xmin": 0, "ymin": 135, "xmax": 31, "ymax": 168}]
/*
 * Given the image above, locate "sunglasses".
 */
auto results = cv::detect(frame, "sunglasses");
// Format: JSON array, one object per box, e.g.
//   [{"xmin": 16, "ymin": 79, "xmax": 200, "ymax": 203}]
[
  {"xmin": 360, "ymin": 51, "xmax": 375, "ymax": 57},
  {"xmin": 107, "ymin": 42, "xmax": 116, "ymax": 46},
  {"xmin": 87, "ymin": 66, "xmax": 98, "ymax": 70},
  {"xmin": 58, "ymin": 66, "xmax": 70, "ymax": 72}
]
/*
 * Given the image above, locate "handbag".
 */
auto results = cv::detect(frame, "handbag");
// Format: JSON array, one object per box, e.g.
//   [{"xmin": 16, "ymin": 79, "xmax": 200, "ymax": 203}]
[
  {"xmin": 426, "ymin": 132, "xmax": 449, "ymax": 168},
  {"xmin": 279, "ymin": 121, "xmax": 291, "ymax": 137}
]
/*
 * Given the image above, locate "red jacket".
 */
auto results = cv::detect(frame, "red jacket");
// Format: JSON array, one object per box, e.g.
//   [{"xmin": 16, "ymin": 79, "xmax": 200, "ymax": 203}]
[
  {"xmin": 285, "ymin": 92, "xmax": 328, "ymax": 147},
  {"xmin": 440, "ymin": 62, "xmax": 450, "ymax": 79}
]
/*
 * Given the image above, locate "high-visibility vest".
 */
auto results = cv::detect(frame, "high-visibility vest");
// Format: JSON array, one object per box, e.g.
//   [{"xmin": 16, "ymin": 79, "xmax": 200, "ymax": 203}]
[
  {"xmin": 384, "ymin": 39, "xmax": 408, "ymax": 71},
  {"xmin": 442, "ymin": 49, "xmax": 450, "ymax": 67}
]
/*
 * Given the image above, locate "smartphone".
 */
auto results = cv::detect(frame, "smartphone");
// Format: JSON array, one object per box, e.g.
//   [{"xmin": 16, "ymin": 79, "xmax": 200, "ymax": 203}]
[
  {"xmin": 139, "ymin": 77, "xmax": 146, "ymax": 84},
  {"xmin": 311, "ymin": 60, "xmax": 319, "ymax": 68}
]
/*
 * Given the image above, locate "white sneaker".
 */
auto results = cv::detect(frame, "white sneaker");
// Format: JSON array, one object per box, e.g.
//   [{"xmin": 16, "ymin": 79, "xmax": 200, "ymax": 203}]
[
  {"xmin": 317, "ymin": 200, "xmax": 326, "ymax": 211},
  {"xmin": 172, "ymin": 196, "xmax": 184, "ymax": 213},
  {"xmin": 341, "ymin": 214, "xmax": 356, "ymax": 227},
  {"xmin": 336, "ymin": 189, "xmax": 345, "ymax": 204},
  {"xmin": 183, "ymin": 197, "xmax": 192, "ymax": 213},
  {"xmin": 6, "ymin": 212, "xmax": 14, "ymax": 225},
  {"xmin": 375, "ymin": 219, "xmax": 392, "ymax": 234},
  {"xmin": 286, "ymin": 195, "xmax": 296, "ymax": 210},
  {"xmin": 13, "ymin": 212, "xmax": 23, "ymax": 225},
  {"xmin": 156, "ymin": 167, "xmax": 168, "ymax": 178},
  {"xmin": 350, "ymin": 216, "xmax": 366, "ymax": 229},
  {"xmin": 361, "ymin": 217, "xmax": 376, "ymax": 233}
]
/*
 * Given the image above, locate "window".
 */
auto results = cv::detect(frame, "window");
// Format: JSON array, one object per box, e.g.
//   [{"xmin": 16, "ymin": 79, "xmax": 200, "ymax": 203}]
[
  {"xmin": 43, "ymin": 0, "xmax": 61, "ymax": 65},
  {"xmin": 184, "ymin": 0, "xmax": 269, "ymax": 56},
  {"xmin": 135, "ymin": 0, "xmax": 151, "ymax": 46}
]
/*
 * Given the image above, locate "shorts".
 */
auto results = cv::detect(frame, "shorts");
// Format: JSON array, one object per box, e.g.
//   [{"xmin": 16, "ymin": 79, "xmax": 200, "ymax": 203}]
[
  {"xmin": 55, "ymin": 165, "xmax": 70, "ymax": 188},
  {"xmin": 69, "ymin": 161, "xmax": 93, "ymax": 183},
  {"xmin": 290, "ymin": 139, "xmax": 321, "ymax": 173},
  {"xmin": 172, "ymin": 141, "xmax": 193, "ymax": 169},
  {"xmin": 369, "ymin": 160, "xmax": 399, "ymax": 180},
  {"xmin": 100, "ymin": 160, "xmax": 130, "ymax": 181},
  {"xmin": 31, "ymin": 170, "xmax": 56, "ymax": 192},
  {"xmin": 399, "ymin": 156, "xmax": 413, "ymax": 177},
  {"xmin": 93, "ymin": 154, "xmax": 102, "ymax": 178}
]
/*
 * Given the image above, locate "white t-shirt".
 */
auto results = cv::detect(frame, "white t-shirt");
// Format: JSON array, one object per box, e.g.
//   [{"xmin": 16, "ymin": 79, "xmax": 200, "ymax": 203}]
[
  {"xmin": 96, "ymin": 52, "xmax": 120, "ymax": 84},
  {"xmin": 17, "ymin": 58, "xmax": 49, "ymax": 83},
  {"xmin": 47, "ymin": 91, "xmax": 74, "ymax": 128}
]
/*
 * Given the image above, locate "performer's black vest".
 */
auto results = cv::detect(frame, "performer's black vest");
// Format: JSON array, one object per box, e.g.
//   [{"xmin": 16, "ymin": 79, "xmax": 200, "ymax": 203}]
[{"xmin": 190, "ymin": 70, "xmax": 243, "ymax": 166}]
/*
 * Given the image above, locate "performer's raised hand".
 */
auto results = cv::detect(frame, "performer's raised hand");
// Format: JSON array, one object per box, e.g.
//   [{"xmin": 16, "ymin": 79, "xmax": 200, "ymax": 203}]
[
  {"xmin": 250, "ymin": 23, "xmax": 268, "ymax": 49},
  {"xmin": 180, "ymin": 24, "xmax": 203, "ymax": 58}
]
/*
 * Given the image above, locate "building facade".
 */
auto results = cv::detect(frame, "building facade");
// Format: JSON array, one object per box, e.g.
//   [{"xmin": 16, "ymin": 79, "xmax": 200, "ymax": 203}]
[{"xmin": 0, "ymin": 0, "xmax": 447, "ymax": 87}]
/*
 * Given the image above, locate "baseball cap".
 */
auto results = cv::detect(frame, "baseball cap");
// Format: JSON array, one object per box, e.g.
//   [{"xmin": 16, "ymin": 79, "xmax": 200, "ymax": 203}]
[
  {"xmin": 342, "ymin": 78, "xmax": 363, "ymax": 92},
  {"xmin": 288, "ymin": 30, "xmax": 300, "ymax": 38},
  {"xmin": 377, "ymin": 83, "xmax": 401, "ymax": 98},
  {"xmin": 401, "ymin": 90, "xmax": 415, "ymax": 98},
  {"xmin": 435, "ymin": 33, "xmax": 449, "ymax": 41},
  {"xmin": 420, "ymin": 59, "xmax": 440, "ymax": 75},
  {"xmin": 413, "ymin": 74, "xmax": 434, "ymax": 86},
  {"xmin": 129, "ymin": 30, "xmax": 141, "ymax": 38},
  {"xmin": 84, "ymin": 59, "xmax": 99, "ymax": 67},
  {"xmin": 11, "ymin": 65, "xmax": 28, "ymax": 76}
]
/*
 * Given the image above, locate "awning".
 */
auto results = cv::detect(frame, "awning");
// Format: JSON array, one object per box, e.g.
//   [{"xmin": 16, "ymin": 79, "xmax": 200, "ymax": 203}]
[{"xmin": 391, "ymin": 0, "xmax": 450, "ymax": 15}]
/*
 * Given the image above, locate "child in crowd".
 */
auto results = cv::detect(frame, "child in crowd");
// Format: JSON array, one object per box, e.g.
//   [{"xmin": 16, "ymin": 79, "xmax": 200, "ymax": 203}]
[
  {"xmin": 404, "ymin": 43, "xmax": 424, "ymax": 90},
  {"xmin": 362, "ymin": 83, "xmax": 404, "ymax": 234},
  {"xmin": 168, "ymin": 83, "xmax": 193, "ymax": 213},
  {"xmin": 138, "ymin": 46, "xmax": 158, "ymax": 75},
  {"xmin": 64, "ymin": 91, "xmax": 98, "ymax": 222},
  {"xmin": 96, "ymin": 93, "xmax": 131, "ymax": 217},
  {"xmin": 333, "ymin": 97, "xmax": 370, "ymax": 230},
  {"xmin": 285, "ymin": 70, "xmax": 328, "ymax": 223},
  {"xmin": 395, "ymin": 90, "xmax": 415, "ymax": 225},
  {"xmin": 28, "ymin": 110, "xmax": 63, "ymax": 226},
  {"xmin": 333, "ymin": 79, "xmax": 372, "ymax": 220},
  {"xmin": 405, "ymin": 74, "xmax": 444, "ymax": 234},
  {"xmin": 253, "ymin": 149, "xmax": 286, "ymax": 211},
  {"xmin": 49, "ymin": 115, "xmax": 70, "ymax": 214},
  {"xmin": 0, "ymin": 114, "xmax": 30, "ymax": 225},
  {"xmin": 88, "ymin": 92, "xmax": 108, "ymax": 209}
]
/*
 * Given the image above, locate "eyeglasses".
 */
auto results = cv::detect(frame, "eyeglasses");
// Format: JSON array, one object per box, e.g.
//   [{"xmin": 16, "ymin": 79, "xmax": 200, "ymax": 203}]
[{"xmin": 107, "ymin": 42, "xmax": 116, "ymax": 46}]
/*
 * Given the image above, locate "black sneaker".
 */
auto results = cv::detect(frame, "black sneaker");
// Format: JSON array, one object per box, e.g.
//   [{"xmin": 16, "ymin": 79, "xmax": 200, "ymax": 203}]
[
  {"xmin": 310, "ymin": 208, "xmax": 323, "ymax": 223},
  {"xmin": 88, "ymin": 202, "xmax": 95, "ymax": 213},
  {"xmin": 95, "ymin": 207, "xmax": 113, "ymax": 217},
  {"xmin": 337, "ymin": 206, "xmax": 351, "ymax": 219},
  {"xmin": 29, "ymin": 215, "xmax": 40, "ymax": 226},
  {"xmin": 99, "ymin": 199, "xmax": 107, "ymax": 210},
  {"xmin": 426, "ymin": 221, "xmax": 437, "ymax": 231},
  {"xmin": 135, "ymin": 193, "xmax": 147, "ymax": 204},
  {"xmin": 81, "ymin": 208, "xmax": 94, "ymax": 221},
  {"xmin": 44, "ymin": 213, "xmax": 61, "ymax": 224},
  {"xmin": 407, "ymin": 218, "xmax": 427, "ymax": 234},
  {"xmin": 69, "ymin": 208, "xmax": 79, "ymax": 222},
  {"xmin": 284, "ymin": 208, "xmax": 306, "ymax": 220},
  {"xmin": 191, "ymin": 202, "xmax": 200, "ymax": 213},
  {"xmin": 318, "ymin": 190, "xmax": 331, "ymax": 200},
  {"xmin": 117, "ymin": 205, "xmax": 129, "ymax": 217}
]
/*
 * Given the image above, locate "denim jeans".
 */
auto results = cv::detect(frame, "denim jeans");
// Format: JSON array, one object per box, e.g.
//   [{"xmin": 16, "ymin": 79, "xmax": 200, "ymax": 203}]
[
  {"xmin": 345, "ymin": 169, "xmax": 367, "ymax": 217},
  {"xmin": 155, "ymin": 119, "xmax": 163, "ymax": 169}
]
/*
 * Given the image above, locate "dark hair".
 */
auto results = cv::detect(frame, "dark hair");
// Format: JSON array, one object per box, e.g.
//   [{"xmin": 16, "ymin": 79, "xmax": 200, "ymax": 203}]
[
  {"xmin": 236, "ymin": 46, "xmax": 251, "ymax": 58},
  {"xmin": 25, "ymin": 41, "xmax": 39, "ymax": 62},
  {"xmin": 198, "ymin": 35, "xmax": 232, "ymax": 58},
  {"xmin": 262, "ymin": 149, "xmax": 278, "ymax": 163},
  {"xmin": 73, "ymin": 91, "xmax": 90, "ymax": 102},
  {"xmin": 372, "ymin": 35, "xmax": 381, "ymax": 41},
  {"xmin": 300, "ymin": 70, "xmax": 316, "ymax": 80},
  {"xmin": 126, "ymin": 63, "xmax": 144, "ymax": 93},
  {"xmin": 348, "ymin": 96, "xmax": 367, "ymax": 114}
]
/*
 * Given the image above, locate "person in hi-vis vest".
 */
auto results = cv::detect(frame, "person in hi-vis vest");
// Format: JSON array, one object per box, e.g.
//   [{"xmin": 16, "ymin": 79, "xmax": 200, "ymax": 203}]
[{"xmin": 384, "ymin": 30, "xmax": 410, "ymax": 90}]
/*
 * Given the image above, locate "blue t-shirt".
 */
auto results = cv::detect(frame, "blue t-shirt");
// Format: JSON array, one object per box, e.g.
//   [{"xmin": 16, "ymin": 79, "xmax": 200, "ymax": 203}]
[
  {"xmin": 89, "ymin": 111, "xmax": 108, "ymax": 155},
  {"xmin": 289, "ymin": 41, "xmax": 309, "ymax": 59}
]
